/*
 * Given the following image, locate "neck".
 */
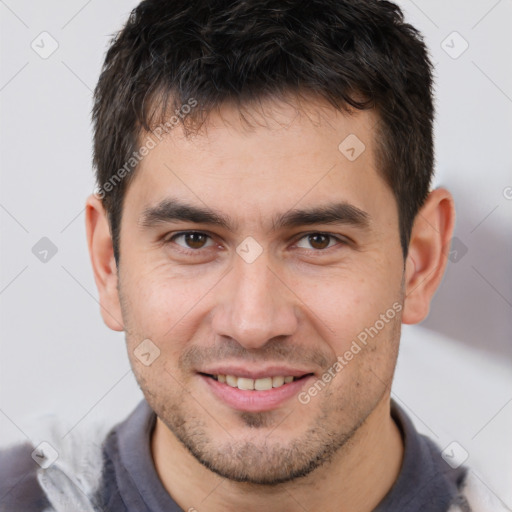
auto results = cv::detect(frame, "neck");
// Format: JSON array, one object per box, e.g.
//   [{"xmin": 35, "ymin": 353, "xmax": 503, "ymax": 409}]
[{"xmin": 151, "ymin": 396, "xmax": 403, "ymax": 512}]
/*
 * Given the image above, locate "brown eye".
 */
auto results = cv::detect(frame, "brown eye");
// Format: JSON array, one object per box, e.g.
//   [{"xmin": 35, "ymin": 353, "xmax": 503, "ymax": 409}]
[
  {"xmin": 168, "ymin": 232, "xmax": 214, "ymax": 251},
  {"xmin": 295, "ymin": 233, "xmax": 343, "ymax": 251},
  {"xmin": 308, "ymin": 234, "xmax": 330, "ymax": 250},
  {"xmin": 183, "ymin": 232, "xmax": 208, "ymax": 249}
]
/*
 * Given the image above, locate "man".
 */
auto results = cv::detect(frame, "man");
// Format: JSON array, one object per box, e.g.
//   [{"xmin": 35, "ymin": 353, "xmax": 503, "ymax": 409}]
[{"xmin": 0, "ymin": 1, "xmax": 506, "ymax": 511}]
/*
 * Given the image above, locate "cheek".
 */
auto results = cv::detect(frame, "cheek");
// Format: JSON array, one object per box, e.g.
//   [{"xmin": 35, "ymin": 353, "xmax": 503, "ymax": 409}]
[
  {"xmin": 123, "ymin": 268, "xmax": 204, "ymax": 327},
  {"xmin": 285, "ymin": 259, "xmax": 401, "ymax": 351},
  {"xmin": 120, "ymin": 268, "xmax": 222, "ymax": 372}
]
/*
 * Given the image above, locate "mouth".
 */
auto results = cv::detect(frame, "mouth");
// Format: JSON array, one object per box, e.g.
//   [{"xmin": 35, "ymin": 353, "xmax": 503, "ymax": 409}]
[
  {"xmin": 201, "ymin": 373, "xmax": 311, "ymax": 391},
  {"xmin": 198, "ymin": 370, "xmax": 315, "ymax": 412}
]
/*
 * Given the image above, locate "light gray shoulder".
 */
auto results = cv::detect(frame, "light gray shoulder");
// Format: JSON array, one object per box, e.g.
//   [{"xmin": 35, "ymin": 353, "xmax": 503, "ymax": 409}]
[
  {"xmin": 448, "ymin": 471, "xmax": 511, "ymax": 512},
  {"xmin": 1, "ymin": 415, "xmax": 113, "ymax": 512},
  {"xmin": 0, "ymin": 441, "xmax": 50, "ymax": 512}
]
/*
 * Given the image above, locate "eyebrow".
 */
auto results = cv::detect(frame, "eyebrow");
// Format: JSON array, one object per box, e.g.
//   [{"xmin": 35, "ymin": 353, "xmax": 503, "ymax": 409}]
[{"xmin": 139, "ymin": 198, "xmax": 371, "ymax": 232}]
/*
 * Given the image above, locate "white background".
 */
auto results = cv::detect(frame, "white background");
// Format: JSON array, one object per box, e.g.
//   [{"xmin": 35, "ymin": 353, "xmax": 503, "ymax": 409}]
[{"xmin": 1, "ymin": 0, "xmax": 511, "ymax": 507}]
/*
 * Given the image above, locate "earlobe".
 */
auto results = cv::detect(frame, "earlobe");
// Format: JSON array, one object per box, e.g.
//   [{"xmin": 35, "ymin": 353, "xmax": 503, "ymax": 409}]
[
  {"xmin": 85, "ymin": 194, "xmax": 124, "ymax": 331},
  {"xmin": 402, "ymin": 188, "xmax": 456, "ymax": 325}
]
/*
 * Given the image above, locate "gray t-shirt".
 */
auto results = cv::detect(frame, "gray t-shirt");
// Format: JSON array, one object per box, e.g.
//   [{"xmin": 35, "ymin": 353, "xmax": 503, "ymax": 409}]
[{"xmin": 0, "ymin": 399, "xmax": 469, "ymax": 511}]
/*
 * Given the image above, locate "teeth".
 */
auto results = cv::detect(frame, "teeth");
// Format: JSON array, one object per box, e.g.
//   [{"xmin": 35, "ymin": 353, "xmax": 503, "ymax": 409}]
[
  {"xmin": 226, "ymin": 375, "xmax": 238, "ymax": 387},
  {"xmin": 215, "ymin": 375, "xmax": 297, "ymax": 390},
  {"xmin": 272, "ymin": 376, "xmax": 284, "ymax": 387},
  {"xmin": 255, "ymin": 377, "xmax": 273, "ymax": 391},
  {"xmin": 237, "ymin": 377, "xmax": 254, "ymax": 390}
]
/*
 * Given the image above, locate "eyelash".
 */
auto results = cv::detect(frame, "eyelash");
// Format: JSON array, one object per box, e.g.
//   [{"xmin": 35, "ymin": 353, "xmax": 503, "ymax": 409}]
[{"xmin": 163, "ymin": 231, "xmax": 348, "ymax": 256}]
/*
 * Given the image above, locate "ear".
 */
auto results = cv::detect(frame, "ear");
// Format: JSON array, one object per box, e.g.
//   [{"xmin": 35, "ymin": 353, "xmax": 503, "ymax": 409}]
[
  {"xmin": 85, "ymin": 194, "xmax": 124, "ymax": 331},
  {"xmin": 402, "ymin": 187, "xmax": 456, "ymax": 324}
]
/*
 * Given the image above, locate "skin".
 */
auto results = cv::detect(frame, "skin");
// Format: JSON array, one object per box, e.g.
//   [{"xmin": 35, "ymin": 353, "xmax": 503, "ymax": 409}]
[{"xmin": 86, "ymin": 95, "xmax": 455, "ymax": 512}]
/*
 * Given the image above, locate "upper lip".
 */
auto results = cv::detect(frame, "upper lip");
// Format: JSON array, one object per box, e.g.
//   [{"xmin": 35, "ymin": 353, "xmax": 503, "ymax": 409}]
[{"xmin": 198, "ymin": 365, "xmax": 315, "ymax": 379}]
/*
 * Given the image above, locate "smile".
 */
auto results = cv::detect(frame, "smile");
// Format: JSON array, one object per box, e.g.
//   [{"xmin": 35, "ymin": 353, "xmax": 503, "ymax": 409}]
[
  {"xmin": 211, "ymin": 374, "xmax": 300, "ymax": 390},
  {"xmin": 199, "ymin": 372, "xmax": 314, "ymax": 412}
]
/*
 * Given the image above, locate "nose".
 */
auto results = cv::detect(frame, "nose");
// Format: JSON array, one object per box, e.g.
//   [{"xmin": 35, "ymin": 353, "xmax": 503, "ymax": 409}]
[{"xmin": 211, "ymin": 250, "xmax": 298, "ymax": 350}]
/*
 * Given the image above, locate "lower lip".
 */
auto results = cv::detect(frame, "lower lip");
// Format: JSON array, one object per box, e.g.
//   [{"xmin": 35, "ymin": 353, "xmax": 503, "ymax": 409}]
[{"xmin": 200, "ymin": 374, "xmax": 314, "ymax": 412}]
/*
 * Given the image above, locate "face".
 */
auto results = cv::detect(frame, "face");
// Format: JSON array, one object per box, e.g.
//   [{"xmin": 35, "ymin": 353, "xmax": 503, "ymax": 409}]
[{"xmin": 117, "ymin": 97, "xmax": 405, "ymax": 484}]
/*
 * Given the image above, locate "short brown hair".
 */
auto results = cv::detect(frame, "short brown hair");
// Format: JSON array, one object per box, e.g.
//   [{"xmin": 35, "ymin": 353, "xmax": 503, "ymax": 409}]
[{"xmin": 92, "ymin": 0, "xmax": 435, "ymax": 263}]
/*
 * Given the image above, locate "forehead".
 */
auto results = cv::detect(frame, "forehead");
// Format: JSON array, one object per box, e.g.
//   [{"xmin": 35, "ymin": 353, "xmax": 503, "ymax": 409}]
[{"xmin": 124, "ymin": 96, "xmax": 392, "ymax": 230}]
